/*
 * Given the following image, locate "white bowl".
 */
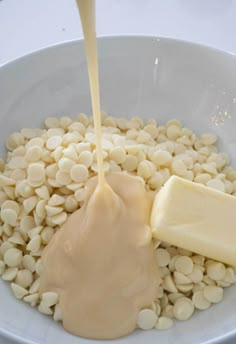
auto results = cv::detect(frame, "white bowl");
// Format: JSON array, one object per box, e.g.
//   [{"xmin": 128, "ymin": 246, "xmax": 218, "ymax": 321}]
[{"xmin": 0, "ymin": 36, "xmax": 236, "ymax": 344}]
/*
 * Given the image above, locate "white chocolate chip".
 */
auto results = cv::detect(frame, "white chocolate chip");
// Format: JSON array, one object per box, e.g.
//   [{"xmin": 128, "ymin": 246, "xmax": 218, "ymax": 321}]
[
  {"xmin": 168, "ymin": 293, "xmax": 184, "ymax": 304},
  {"xmin": 8, "ymin": 232, "xmax": 25, "ymax": 245},
  {"xmin": 160, "ymin": 267, "xmax": 170, "ymax": 278},
  {"xmin": 176, "ymin": 284, "xmax": 193, "ymax": 293},
  {"xmin": 23, "ymin": 293, "xmax": 40, "ymax": 306},
  {"xmin": 56, "ymin": 171, "xmax": 72, "ymax": 186},
  {"xmin": 137, "ymin": 160, "xmax": 155, "ymax": 180},
  {"xmin": 175, "ymin": 256, "xmax": 193, "ymax": 275},
  {"xmin": 45, "ymin": 117, "xmax": 60, "ymax": 129},
  {"xmin": 192, "ymin": 282, "xmax": 206, "ymax": 293},
  {"xmin": 23, "ymin": 196, "xmax": 38, "ymax": 214},
  {"xmin": 162, "ymin": 275, "xmax": 178, "ymax": 293},
  {"xmin": 206, "ymin": 262, "xmax": 226, "ymax": 281},
  {"xmin": 70, "ymin": 165, "xmax": 89, "ymax": 183},
  {"xmin": 121, "ymin": 155, "xmax": 138, "ymax": 172},
  {"xmin": 155, "ymin": 248, "xmax": 171, "ymax": 267},
  {"xmin": 1, "ymin": 209, "xmax": 17, "ymax": 226},
  {"xmin": 152, "ymin": 150, "xmax": 172, "ymax": 167},
  {"xmin": 15, "ymin": 269, "xmax": 33, "ymax": 288},
  {"xmin": 223, "ymin": 267, "xmax": 236, "ymax": 284},
  {"xmin": 49, "ymin": 212, "xmax": 67, "ymax": 226},
  {"xmin": 161, "ymin": 305, "xmax": 174, "ymax": 318},
  {"xmin": 48, "ymin": 194, "xmax": 65, "ymax": 206},
  {"xmin": 64, "ymin": 196, "xmax": 78, "ymax": 213},
  {"xmin": 173, "ymin": 297, "xmax": 194, "ymax": 320},
  {"xmin": 201, "ymin": 133, "xmax": 217, "ymax": 145},
  {"xmin": 74, "ymin": 188, "xmax": 87, "ymax": 202},
  {"xmin": 25, "ymin": 146, "xmax": 42, "ymax": 162},
  {"xmin": 20, "ymin": 216, "xmax": 35, "ymax": 233},
  {"xmin": 23, "ymin": 255, "xmax": 36, "ymax": 272},
  {"xmin": 41, "ymin": 227, "xmax": 54, "ymax": 245},
  {"xmin": 0, "ymin": 242, "xmax": 14, "ymax": 256},
  {"xmin": 45, "ymin": 205, "xmax": 63, "ymax": 217},
  {"xmin": 137, "ymin": 309, "xmax": 157, "ymax": 330},
  {"xmin": 46, "ymin": 136, "xmax": 62, "ymax": 150},
  {"xmin": 155, "ymin": 316, "xmax": 173, "ymax": 330},
  {"xmin": 160, "ymin": 293, "xmax": 169, "ymax": 309},
  {"xmin": 78, "ymin": 151, "xmax": 93, "ymax": 168},
  {"xmin": 192, "ymin": 291, "xmax": 211, "ymax": 310},
  {"xmin": 1, "ymin": 200, "xmax": 20, "ymax": 214},
  {"xmin": 27, "ymin": 235, "xmax": 41, "ymax": 253},
  {"xmin": 2, "ymin": 267, "xmax": 18, "ymax": 281},
  {"xmin": 27, "ymin": 163, "xmax": 45, "ymax": 186},
  {"xmin": 203, "ymin": 286, "xmax": 223, "ymax": 303},
  {"xmin": 192, "ymin": 256, "xmax": 205, "ymax": 267},
  {"xmin": 174, "ymin": 272, "xmax": 192, "ymax": 285},
  {"xmin": 207, "ymin": 179, "xmax": 225, "ymax": 192},
  {"xmin": 54, "ymin": 304, "xmax": 63, "ymax": 321},
  {"xmin": 109, "ymin": 147, "xmax": 126, "ymax": 164},
  {"xmin": 35, "ymin": 186, "xmax": 50, "ymax": 200},
  {"xmin": 29, "ymin": 278, "xmax": 40, "ymax": 294},
  {"xmin": 41, "ymin": 292, "xmax": 59, "ymax": 307},
  {"xmin": 4, "ymin": 248, "xmax": 23, "ymax": 268},
  {"xmin": 166, "ymin": 125, "xmax": 181, "ymax": 140},
  {"xmin": 38, "ymin": 301, "xmax": 53, "ymax": 315},
  {"xmin": 203, "ymin": 275, "xmax": 216, "ymax": 286},
  {"xmin": 11, "ymin": 283, "xmax": 28, "ymax": 299},
  {"xmin": 188, "ymin": 265, "xmax": 204, "ymax": 284}
]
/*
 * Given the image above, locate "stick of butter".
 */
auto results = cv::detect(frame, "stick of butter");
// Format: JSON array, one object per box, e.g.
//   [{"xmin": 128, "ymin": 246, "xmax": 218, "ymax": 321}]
[{"xmin": 151, "ymin": 175, "xmax": 236, "ymax": 266}]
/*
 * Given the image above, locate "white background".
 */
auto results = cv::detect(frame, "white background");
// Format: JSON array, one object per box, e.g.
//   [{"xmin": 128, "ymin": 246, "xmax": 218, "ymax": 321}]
[
  {"xmin": 1, "ymin": 0, "xmax": 236, "ymax": 66},
  {"xmin": 0, "ymin": 0, "xmax": 236, "ymax": 343}
]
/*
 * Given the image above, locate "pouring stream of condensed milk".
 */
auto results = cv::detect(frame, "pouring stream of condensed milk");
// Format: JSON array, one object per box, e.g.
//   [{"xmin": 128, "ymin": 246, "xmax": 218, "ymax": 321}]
[
  {"xmin": 75, "ymin": 0, "xmax": 105, "ymax": 188},
  {"xmin": 40, "ymin": 0, "xmax": 161, "ymax": 339}
]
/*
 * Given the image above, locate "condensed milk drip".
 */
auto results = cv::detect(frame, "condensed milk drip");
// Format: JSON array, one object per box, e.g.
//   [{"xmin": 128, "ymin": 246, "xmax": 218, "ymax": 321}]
[
  {"xmin": 40, "ymin": 0, "xmax": 161, "ymax": 339},
  {"xmin": 76, "ymin": 0, "xmax": 105, "ymax": 188}
]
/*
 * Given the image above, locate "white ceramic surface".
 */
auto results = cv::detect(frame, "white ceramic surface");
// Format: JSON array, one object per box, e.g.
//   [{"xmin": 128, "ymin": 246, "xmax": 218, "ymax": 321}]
[
  {"xmin": 1, "ymin": 0, "xmax": 236, "ymax": 66},
  {"xmin": 0, "ymin": 37, "xmax": 236, "ymax": 344}
]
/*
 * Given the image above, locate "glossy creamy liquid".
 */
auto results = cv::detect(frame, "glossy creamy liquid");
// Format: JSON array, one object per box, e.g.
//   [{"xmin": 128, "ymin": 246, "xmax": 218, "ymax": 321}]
[
  {"xmin": 40, "ymin": 0, "xmax": 161, "ymax": 339},
  {"xmin": 76, "ymin": 0, "xmax": 105, "ymax": 188},
  {"xmin": 40, "ymin": 173, "xmax": 160, "ymax": 339}
]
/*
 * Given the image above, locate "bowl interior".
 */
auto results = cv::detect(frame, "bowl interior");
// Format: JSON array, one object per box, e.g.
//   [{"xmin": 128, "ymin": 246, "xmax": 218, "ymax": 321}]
[{"xmin": 0, "ymin": 36, "xmax": 236, "ymax": 344}]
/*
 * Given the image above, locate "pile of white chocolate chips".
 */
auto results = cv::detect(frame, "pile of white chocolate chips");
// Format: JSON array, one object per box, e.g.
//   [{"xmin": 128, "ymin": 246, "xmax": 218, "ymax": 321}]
[{"xmin": 0, "ymin": 113, "xmax": 236, "ymax": 331}]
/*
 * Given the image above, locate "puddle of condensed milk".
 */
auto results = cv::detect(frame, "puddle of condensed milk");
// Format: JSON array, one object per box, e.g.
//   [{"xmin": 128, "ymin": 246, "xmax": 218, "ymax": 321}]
[
  {"xmin": 39, "ymin": 0, "xmax": 161, "ymax": 339},
  {"xmin": 40, "ymin": 173, "xmax": 161, "ymax": 339}
]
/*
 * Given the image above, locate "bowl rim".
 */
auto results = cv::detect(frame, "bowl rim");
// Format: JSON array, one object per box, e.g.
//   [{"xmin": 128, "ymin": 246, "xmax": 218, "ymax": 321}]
[
  {"xmin": 0, "ymin": 35, "xmax": 236, "ymax": 344},
  {"xmin": 0, "ymin": 34, "xmax": 235, "ymax": 70}
]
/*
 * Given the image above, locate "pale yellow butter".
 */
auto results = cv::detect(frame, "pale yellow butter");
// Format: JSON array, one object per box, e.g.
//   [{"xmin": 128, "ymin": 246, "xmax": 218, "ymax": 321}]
[{"xmin": 151, "ymin": 175, "xmax": 236, "ymax": 266}]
